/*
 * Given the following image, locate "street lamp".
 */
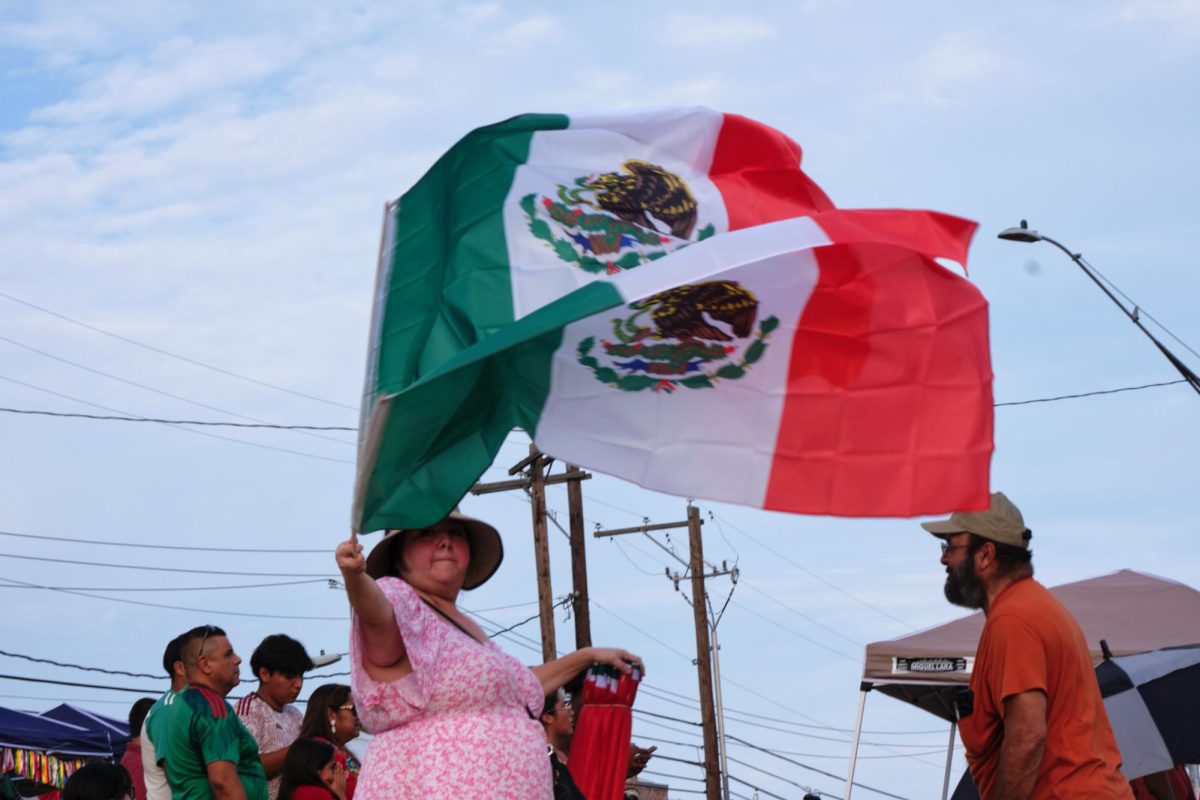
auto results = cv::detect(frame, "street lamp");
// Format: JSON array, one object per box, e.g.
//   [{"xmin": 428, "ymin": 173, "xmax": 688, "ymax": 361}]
[
  {"xmin": 311, "ymin": 650, "xmax": 347, "ymax": 667},
  {"xmin": 997, "ymin": 221, "xmax": 1200, "ymax": 395}
]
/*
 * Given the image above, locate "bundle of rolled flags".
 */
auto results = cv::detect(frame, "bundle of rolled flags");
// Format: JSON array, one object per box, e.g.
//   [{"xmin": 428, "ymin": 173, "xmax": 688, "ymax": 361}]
[{"xmin": 568, "ymin": 661, "xmax": 642, "ymax": 800}]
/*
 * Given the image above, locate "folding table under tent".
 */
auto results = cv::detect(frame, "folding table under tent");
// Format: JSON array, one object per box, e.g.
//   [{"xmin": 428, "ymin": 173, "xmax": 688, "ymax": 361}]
[{"xmin": 843, "ymin": 570, "xmax": 1200, "ymax": 799}]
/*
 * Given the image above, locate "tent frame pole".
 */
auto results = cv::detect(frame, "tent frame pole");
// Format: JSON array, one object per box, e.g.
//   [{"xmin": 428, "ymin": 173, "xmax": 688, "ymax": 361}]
[
  {"xmin": 844, "ymin": 681, "xmax": 871, "ymax": 799},
  {"xmin": 941, "ymin": 716, "xmax": 956, "ymax": 800}
]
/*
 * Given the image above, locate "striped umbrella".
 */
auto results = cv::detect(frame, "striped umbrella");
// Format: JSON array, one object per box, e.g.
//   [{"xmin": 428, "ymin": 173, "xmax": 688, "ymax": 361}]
[
  {"xmin": 1096, "ymin": 641, "xmax": 1200, "ymax": 781},
  {"xmin": 952, "ymin": 642, "xmax": 1200, "ymax": 799}
]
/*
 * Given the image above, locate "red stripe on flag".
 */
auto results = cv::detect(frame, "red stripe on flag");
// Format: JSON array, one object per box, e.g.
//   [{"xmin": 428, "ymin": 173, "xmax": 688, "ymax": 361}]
[
  {"xmin": 763, "ymin": 214, "xmax": 992, "ymax": 517},
  {"xmin": 709, "ymin": 113, "xmax": 834, "ymax": 230}
]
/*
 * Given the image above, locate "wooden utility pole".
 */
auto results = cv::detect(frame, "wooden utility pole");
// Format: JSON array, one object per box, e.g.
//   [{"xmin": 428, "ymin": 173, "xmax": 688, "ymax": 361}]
[
  {"xmin": 595, "ymin": 507, "xmax": 725, "ymax": 800},
  {"xmin": 566, "ymin": 464, "xmax": 592, "ymax": 649},
  {"xmin": 470, "ymin": 450, "xmax": 592, "ymax": 660},
  {"xmin": 527, "ymin": 445, "xmax": 556, "ymax": 662},
  {"xmin": 686, "ymin": 506, "xmax": 722, "ymax": 800}
]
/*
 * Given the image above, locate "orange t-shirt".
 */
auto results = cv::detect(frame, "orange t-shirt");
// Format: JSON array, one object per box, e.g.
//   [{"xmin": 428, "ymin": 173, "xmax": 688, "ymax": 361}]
[{"xmin": 959, "ymin": 578, "xmax": 1133, "ymax": 799}]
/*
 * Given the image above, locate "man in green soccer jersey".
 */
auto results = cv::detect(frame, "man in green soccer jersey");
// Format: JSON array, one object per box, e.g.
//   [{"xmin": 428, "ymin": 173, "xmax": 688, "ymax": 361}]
[
  {"xmin": 159, "ymin": 625, "xmax": 267, "ymax": 800},
  {"xmin": 143, "ymin": 632, "xmax": 188, "ymax": 800}
]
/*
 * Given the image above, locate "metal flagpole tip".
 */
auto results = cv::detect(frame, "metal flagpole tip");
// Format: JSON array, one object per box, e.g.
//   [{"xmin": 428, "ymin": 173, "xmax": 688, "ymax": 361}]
[{"xmin": 997, "ymin": 219, "xmax": 1042, "ymax": 243}]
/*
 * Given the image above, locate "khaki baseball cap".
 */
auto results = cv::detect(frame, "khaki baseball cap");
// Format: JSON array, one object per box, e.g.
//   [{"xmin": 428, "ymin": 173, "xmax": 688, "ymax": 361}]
[{"xmin": 920, "ymin": 491, "xmax": 1031, "ymax": 548}]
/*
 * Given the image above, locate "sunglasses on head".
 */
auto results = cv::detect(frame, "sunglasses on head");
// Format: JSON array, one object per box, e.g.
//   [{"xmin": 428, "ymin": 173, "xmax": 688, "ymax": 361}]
[{"xmin": 197, "ymin": 625, "xmax": 220, "ymax": 658}]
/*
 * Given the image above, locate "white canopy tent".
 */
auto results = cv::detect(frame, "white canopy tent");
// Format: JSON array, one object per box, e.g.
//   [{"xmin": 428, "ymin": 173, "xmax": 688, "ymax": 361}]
[{"xmin": 843, "ymin": 570, "xmax": 1200, "ymax": 799}]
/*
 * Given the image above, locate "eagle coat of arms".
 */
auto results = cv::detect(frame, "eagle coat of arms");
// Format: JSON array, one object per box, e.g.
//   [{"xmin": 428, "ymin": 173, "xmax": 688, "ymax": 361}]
[
  {"xmin": 521, "ymin": 160, "xmax": 716, "ymax": 275},
  {"xmin": 577, "ymin": 280, "xmax": 780, "ymax": 394}
]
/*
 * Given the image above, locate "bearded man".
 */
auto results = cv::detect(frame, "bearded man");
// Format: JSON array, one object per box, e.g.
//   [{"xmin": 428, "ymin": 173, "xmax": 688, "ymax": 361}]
[{"xmin": 924, "ymin": 492, "xmax": 1133, "ymax": 800}]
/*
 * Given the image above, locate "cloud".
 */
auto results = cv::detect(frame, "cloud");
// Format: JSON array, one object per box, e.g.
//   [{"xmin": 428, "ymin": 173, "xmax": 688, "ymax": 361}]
[
  {"xmin": 483, "ymin": 15, "xmax": 561, "ymax": 55},
  {"xmin": 1117, "ymin": 0, "xmax": 1200, "ymax": 23},
  {"xmin": 1112, "ymin": 0, "xmax": 1200, "ymax": 40},
  {"xmin": 31, "ymin": 35, "xmax": 299, "ymax": 124},
  {"xmin": 915, "ymin": 32, "xmax": 1007, "ymax": 107},
  {"xmin": 663, "ymin": 13, "xmax": 777, "ymax": 46}
]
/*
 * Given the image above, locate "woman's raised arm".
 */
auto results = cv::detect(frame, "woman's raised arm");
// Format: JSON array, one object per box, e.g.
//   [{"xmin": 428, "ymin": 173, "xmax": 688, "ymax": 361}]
[
  {"xmin": 530, "ymin": 647, "xmax": 643, "ymax": 695},
  {"xmin": 337, "ymin": 535, "xmax": 406, "ymax": 669}
]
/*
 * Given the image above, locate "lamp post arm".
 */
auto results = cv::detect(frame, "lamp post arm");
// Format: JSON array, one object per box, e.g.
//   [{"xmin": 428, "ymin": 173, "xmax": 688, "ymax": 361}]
[{"xmin": 1039, "ymin": 235, "xmax": 1200, "ymax": 395}]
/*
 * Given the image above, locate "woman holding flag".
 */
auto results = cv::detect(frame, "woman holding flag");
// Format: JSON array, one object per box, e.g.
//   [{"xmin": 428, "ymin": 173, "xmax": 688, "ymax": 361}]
[{"xmin": 335, "ymin": 508, "xmax": 641, "ymax": 800}]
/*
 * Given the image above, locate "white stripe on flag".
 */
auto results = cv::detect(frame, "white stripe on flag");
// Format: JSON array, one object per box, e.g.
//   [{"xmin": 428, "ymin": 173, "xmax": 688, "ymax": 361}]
[
  {"xmin": 533, "ymin": 236, "xmax": 822, "ymax": 507},
  {"xmin": 502, "ymin": 110, "xmax": 727, "ymax": 319},
  {"xmin": 610, "ymin": 216, "xmax": 829, "ymax": 303}
]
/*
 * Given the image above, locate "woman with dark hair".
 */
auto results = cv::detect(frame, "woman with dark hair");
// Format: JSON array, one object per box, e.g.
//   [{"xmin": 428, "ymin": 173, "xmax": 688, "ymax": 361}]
[
  {"xmin": 297, "ymin": 684, "xmax": 361, "ymax": 800},
  {"xmin": 63, "ymin": 762, "xmax": 134, "ymax": 800},
  {"xmin": 277, "ymin": 738, "xmax": 347, "ymax": 800},
  {"xmin": 119, "ymin": 697, "xmax": 156, "ymax": 800}
]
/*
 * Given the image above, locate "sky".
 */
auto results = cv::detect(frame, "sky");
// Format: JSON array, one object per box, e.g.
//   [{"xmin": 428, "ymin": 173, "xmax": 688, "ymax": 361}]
[{"xmin": 2, "ymin": 1, "xmax": 1199, "ymax": 798}]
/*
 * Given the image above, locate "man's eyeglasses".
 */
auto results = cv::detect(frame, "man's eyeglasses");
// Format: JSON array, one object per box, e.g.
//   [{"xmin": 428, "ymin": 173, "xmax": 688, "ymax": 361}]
[{"xmin": 940, "ymin": 542, "xmax": 970, "ymax": 556}]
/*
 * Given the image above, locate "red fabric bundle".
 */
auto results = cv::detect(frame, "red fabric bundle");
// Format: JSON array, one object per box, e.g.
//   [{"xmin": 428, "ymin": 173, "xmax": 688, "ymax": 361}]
[{"xmin": 567, "ymin": 663, "xmax": 642, "ymax": 800}]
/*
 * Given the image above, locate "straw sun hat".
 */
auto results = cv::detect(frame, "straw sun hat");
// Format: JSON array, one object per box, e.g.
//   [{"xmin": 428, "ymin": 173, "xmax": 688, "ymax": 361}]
[{"xmin": 364, "ymin": 508, "xmax": 504, "ymax": 590}]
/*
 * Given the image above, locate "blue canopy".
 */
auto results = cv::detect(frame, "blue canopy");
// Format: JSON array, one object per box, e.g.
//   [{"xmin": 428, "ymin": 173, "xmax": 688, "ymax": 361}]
[
  {"xmin": 41, "ymin": 704, "xmax": 130, "ymax": 759},
  {"xmin": 0, "ymin": 706, "xmax": 115, "ymax": 757}
]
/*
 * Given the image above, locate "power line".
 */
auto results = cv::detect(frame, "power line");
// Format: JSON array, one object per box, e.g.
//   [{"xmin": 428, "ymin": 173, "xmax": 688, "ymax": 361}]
[
  {"xmin": 0, "ymin": 290, "xmax": 358, "ymax": 411},
  {"xmin": 739, "ymin": 581, "xmax": 865, "ymax": 648},
  {"xmin": 1077, "ymin": 257, "xmax": 1200, "ymax": 362},
  {"xmin": 995, "ymin": 379, "xmax": 1187, "ymax": 407},
  {"xmin": 640, "ymin": 682, "xmax": 945, "ymax": 737},
  {"xmin": 0, "ymin": 552, "xmax": 335, "ymax": 577},
  {"xmin": 0, "ymin": 406, "xmax": 357, "ymax": 430},
  {"xmin": 0, "ymin": 575, "xmax": 346, "ymax": 621},
  {"xmin": 3, "ymin": 377, "xmax": 1187, "ymax": 440},
  {"xmin": 590, "ymin": 545, "xmax": 943, "ymax": 768},
  {"xmin": 726, "ymin": 754, "xmax": 828, "ymax": 799},
  {"xmin": 727, "ymin": 733, "xmax": 911, "ymax": 800},
  {"xmin": 591, "ymin": 599, "xmax": 696, "ymax": 662},
  {"xmin": 725, "ymin": 774, "xmax": 791, "ymax": 800},
  {"xmin": 464, "ymin": 599, "xmax": 539, "ymax": 613},
  {"xmin": 0, "ymin": 577, "xmax": 332, "ymax": 592},
  {"xmin": 0, "ymin": 333, "xmax": 354, "ymax": 447},
  {"xmin": 0, "ymin": 373, "xmax": 353, "ymax": 465},
  {"xmin": 0, "ymin": 673, "xmax": 161, "ymax": 694},
  {"xmin": 728, "ymin": 599, "xmax": 859, "ymax": 662},
  {"xmin": 713, "ymin": 513, "xmax": 916, "ymax": 631},
  {"xmin": 0, "ymin": 529, "xmax": 330, "ymax": 553},
  {"xmin": 0, "ymin": 693, "xmax": 132, "ymax": 706},
  {"xmin": 0, "ymin": 649, "xmax": 164, "ymax": 680},
  {"xmin": 633, "ymin": 704, "xmax": 943, "ymax": 751},
  {"xmin": 486, "ymin": 595, "xmax": 572, "ymax": 638}
]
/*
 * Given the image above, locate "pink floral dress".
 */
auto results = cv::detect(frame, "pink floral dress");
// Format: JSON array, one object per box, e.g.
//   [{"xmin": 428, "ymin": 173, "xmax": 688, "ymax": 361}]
[{"xmin": 350, "ymin": 577, "xmax": 552, "ymax": 800}]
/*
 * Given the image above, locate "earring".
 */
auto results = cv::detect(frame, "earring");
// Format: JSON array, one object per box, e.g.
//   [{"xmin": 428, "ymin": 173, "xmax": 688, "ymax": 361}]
[{"xmin": 330, "ymin": 717, "xmax": 337, "ymax": 735}]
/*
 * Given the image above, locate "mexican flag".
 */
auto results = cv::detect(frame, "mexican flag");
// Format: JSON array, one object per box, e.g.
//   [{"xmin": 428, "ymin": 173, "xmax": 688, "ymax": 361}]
[{"xmin": 353, "ymin": 108, "xmax": 992, "ymax": 532}]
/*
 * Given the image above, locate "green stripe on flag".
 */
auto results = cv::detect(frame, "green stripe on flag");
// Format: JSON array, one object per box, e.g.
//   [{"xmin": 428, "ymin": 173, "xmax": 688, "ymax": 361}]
[
  {"xmin": 374, "ymin": 113, "xmax": 570, "ymax": 395},
  {"xmin": 358, "ymin": 279, "xmax": 624, "ymax": 531}
]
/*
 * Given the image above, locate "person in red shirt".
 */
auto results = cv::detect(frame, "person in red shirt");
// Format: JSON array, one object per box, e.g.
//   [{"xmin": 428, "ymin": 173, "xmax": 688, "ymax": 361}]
[
  {"xmin": 276, "ymin": 739, "xmax": 346, "ymax": 800},
  {"xmin": 923, "ymin": 492, "xmax": 1133, "ymax": 800},
  {"xmin": 1131, "ymin": 765, "xmax": 1197, "ymax": 800},
  {"xmin": 296, "ymin": 684, "xmax": 361, "ymax": 800},
  {"xmin": 119, "ymin": 698, "xmax": 155, "ymax": 800}
]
